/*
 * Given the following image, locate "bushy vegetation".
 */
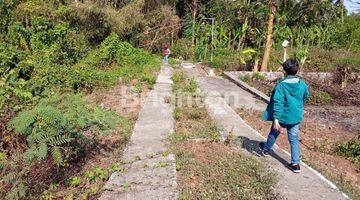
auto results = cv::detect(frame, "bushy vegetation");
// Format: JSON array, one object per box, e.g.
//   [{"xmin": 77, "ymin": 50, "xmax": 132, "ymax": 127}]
[
  {"xmin": 169, "ymin": 0, "xmax": 360, "ymax": 72},
  {"xmin": 336, "ymin": 137, "xmax": 360, "ymax": 167},
  {"xmin": 1, "ymin": 94, "xmax": 130, "ymax": 199},
  {"xmin": 0, "ymin": 0, "xmax": 160, "ymax": 198},
  {"xmin": 307, "ymin": 91, "xmax": 333, "ymax": 105},
  {"xmin": 239, "ymin": 72, "xmax": 267, "ymax": 83}
]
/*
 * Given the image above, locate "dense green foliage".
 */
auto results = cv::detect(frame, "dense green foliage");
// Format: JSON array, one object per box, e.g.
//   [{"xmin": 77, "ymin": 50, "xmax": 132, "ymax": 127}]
[
  {"xmin": 171, "ymin": 0, "xmax": 360, "ymax": 71},
  {"xmin": 0, "ymin": 0, "xmax": 161, "ymax": 112},
  {"xmin": 336, "ymin": 137, "xmax": 360, "ymax": 167},
  {"xmin": 0, "ymin": 0, "xmax": 160, "ymax": 198},
  {"xmin": 9, "ymin": 94, "xmax": 123, "ymax": 165},
  {"xmin": 2, "ymin": 94, "xmax": 130, "ymax": 199}
]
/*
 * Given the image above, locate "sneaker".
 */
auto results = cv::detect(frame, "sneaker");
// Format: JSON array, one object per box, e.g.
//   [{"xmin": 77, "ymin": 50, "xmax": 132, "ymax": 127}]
[
  {"xmin": 288, "ymin": 163, "xmax": 301, "ymax": 173},
  {"xmin": 259, "ymin": 142, "xmax": 270, "ymax": 156}
]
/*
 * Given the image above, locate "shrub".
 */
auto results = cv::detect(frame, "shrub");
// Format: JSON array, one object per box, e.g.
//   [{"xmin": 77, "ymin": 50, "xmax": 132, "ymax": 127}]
[
  {"xmin": 172, "ymin": 38, "xmax": 193, "ymax": 60},
  {"xmin": 205, "ymin": 48, "xmax": 244, "ymax": 71},
  {"xmin": 185, "ymin": 79, "xmax": 197, "ymax": 94},
  {"xmin": 336, "ymin": 137, "xmax": 360, "ymax": 167},
  {"xmin": 331, "ymin": 16, "xmax": 360, "ymax": 52},
  {"xmin": 308, "ymin": 91, "xmax": 332, "ymax": 104},
  {"xmin": 8, "ymin": 93, "xmax": 121, "ymax": 165},
  {"xmin": 2, "ymin": 93, "xmax": 129, "ymax": 199},
  {"xmin": 239, "ymin": 74, "xmax": 251, "ymax": 83},
  {"xmin": 252, "ymin": 72, "xmax": 266, "ymax": 81},
  {"xmin": 239, "ymin": 73, "xmax": 266, "ymax": 83},
  {"xmin": 172, "ymin": 71, "xmax": 186, "ymax": 93},
  {"xmin": 333, "ymin": 55, "xmax": 360, "ymax": 88}
]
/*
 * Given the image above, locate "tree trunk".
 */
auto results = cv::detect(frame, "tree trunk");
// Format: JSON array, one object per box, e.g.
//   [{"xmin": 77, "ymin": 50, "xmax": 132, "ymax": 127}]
[
  {"xmin": 253, "ymin": 58, "xmax": 259, "ymax": 72},
  {"xmin": 260, "ymin": 1, "xmax": 276, "ymax": 72},
  {"xmin": 191, "ymin": 0, "xmax": 198, "ymax": 59},
  {"xmin": 340, "ymin": 0, "xmax": 344, "ymax": 23}
]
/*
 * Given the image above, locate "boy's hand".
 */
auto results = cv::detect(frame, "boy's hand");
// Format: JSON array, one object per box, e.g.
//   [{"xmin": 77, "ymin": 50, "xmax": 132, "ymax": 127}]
[{"xmin": 273, "ymin": 119, "xmax": 282, "ymax": 133}]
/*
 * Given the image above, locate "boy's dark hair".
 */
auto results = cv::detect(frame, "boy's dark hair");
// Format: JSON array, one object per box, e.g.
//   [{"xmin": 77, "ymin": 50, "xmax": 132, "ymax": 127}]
[{"xmin": 282, "ymin": 58, "xmax": 299, "ymax": 75}]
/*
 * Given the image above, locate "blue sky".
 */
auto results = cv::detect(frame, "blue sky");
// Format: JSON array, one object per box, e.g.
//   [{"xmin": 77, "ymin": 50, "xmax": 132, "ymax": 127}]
[{"xmin": 345, "ymin": 0, "xmax": 359, "ymax": 14}]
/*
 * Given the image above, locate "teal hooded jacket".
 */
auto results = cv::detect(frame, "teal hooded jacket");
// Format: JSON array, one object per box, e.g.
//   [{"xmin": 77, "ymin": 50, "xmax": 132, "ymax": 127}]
[{"xmin": 262, "ymin": 76, "xmax": 309, "ymax": 125}]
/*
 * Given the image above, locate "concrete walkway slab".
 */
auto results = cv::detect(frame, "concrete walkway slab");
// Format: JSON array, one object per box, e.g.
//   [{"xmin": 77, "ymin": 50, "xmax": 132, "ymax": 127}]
[
  {"xmin": 185, "ymin": 66, "xmax": 349, "ymax": 200},
  {"xmin": 100, "ymin": 66, "xmax": 177, "ymax": 200}
]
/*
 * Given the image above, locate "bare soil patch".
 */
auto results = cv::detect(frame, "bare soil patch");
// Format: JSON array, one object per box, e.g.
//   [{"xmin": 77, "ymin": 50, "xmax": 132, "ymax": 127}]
[
  {"xmin": 247, "ymin": 76, "xmax": 360, "ymax": 107},
  {"xmin": 87, "ymin": 79, "xmax": 150, "ymax": 120},
  {"xmin": 248, "ymin": 77, "xmax": 360, "ymax": 133}
]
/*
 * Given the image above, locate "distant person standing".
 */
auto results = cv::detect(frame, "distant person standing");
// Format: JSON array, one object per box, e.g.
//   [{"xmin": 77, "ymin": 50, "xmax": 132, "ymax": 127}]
[
  {"xmin": 163, "ymin": 44, "xmax": 171, "ymax": 64},
  {"xmin": 259, "ymin": 58, "xmax": 309, "ymax": 173}
]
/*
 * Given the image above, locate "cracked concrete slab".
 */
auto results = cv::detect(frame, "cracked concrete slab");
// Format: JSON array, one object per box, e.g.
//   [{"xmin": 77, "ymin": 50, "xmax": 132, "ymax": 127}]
[{"xmin": 99, "ymin": 66, "xmax": 177, "ymax": 200}]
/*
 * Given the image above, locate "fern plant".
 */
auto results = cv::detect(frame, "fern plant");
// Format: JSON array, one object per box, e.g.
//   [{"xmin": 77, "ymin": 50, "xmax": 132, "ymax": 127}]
[
  {"xmin": 8, "ymin": 93, "xmax": 122, "ymax": 165},
  {"xmin": 9, "ymin": 105, "xmax": 72, "ymax": 164}
]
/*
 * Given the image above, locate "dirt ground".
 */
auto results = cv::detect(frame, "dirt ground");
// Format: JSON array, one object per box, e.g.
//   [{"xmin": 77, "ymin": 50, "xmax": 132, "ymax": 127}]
[
  {"xmin": 246, "ymin": 75, "xmax": 360, "ymax": 133},
  {"xmin": 249, "ymin": 76, "xmax": 360, "ymax": 106},
  {"xmin": 236, "ymin": 108, "xmax": 360, "ymax": 199},
  {"xmin": 87, "ymin": 79, "xmax": 151, "ymax": 120}
]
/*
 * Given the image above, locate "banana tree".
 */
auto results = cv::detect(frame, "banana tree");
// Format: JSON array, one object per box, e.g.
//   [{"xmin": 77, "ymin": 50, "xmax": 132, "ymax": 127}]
[
  {"xmin": 294, "ymin": 45, "xmax": 309, "ymax": 71},
  {"xmin": 241, "ymin": 48, "xmax": 261, "ymax": 72}
]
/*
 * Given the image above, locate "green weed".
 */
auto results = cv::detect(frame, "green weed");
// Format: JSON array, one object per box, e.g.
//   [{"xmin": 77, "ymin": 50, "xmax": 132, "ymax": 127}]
[
  {"xmin": 239, "ymin": 74, "xmax": 251, "ymax": 83},
  {"xmin": 70, "ymin": 177, "xmax": 81, "ymax": 187},
  {"xmin": 308, "ymin": 91, "xmax": 332, "ymax": 104},
  {"xmin": 336, "ymin": 137, "xmax": 360, "ymax": 167},
  {"xmin": 153, "ymin": 161, "xmax": 169, "ymax": 169},
  {"xmin": 122, "ymin": 182, "xmax": 131, "ymax": 190},
  {"xmin": 109, "ymin": 163, "xmax": 125, "ymax": 173},
  {"xmin": 252, "ymin": 72, "xmax": 267, "ymax": 81}
]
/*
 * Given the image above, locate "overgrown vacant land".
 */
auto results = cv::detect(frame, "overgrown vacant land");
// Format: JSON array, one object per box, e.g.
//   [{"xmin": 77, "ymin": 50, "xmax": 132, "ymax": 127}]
[
  {"xmin": 171, "ymin": 70, "xmax": 279, "ymax": 199},
  {"xmin": 0, "ymin": 1, "xmax": 160, "ymax": 199},
  {"xmin": 1, "ymin": 0, "xmax": 359, "ymax": 199}
]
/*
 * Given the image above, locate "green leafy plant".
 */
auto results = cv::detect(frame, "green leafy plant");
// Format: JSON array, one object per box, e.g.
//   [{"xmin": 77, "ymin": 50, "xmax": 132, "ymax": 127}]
[
  {"xmin": 109, "ymin": 163, "xmax": 125, "ymax": 173},
  {"xmin": 336, "ymin": 137, "xmax": 360, "ymax": 167},
  {"xmin": 8, "ymin": 94, "xmax": 121, "ymax": 165},
  {"xmin": 294, "ymin": 45, "xmax": 309, "ymax": 68},
  {"xmin": 239, "ymin": 74, "xmax": 251, "ymax": 83},
  {"xmin": 153, "ymin": 161, "xmax": 169, "ymax": 169},
  {"xmin": 122, "ymin": 182, "xmax": 131, "ymax": 190},
  {"xmin": 85, "ymin": 170, "xmax": 96, "ymax": 183},
  {"xmin": 308, "ymin": 91, "xmax": 332, "ymax": 104},
  {"xmin": 252, "ymin": 72, "xmax": 266, "ymax": 81},
  {"xmin": 70, "ymin": 177, "xmax": 81, "ymax": 187},
  {"xmin": 185, "ymin": 79, "xmax": 197, "ymax": 94}
]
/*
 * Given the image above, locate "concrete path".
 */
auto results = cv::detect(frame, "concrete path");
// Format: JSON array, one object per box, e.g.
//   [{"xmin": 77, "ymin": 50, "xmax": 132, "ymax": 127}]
[
  {"xmin": 100, "ymin": 66, "xmax": 177, "ymax": 200},
  {"xmin": 195, "ymin": 74, "xmax": 266, "ymax": 111},
  {"xmin": 185, "ymin": 66, "xmax": 349, "ymax": 200}
]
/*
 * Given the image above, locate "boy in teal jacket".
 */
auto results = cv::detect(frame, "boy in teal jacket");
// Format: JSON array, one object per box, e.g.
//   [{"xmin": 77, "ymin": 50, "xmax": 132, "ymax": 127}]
[{"xmin": 260, "ymin": 58, "xmax": 309, "ymax": 173}]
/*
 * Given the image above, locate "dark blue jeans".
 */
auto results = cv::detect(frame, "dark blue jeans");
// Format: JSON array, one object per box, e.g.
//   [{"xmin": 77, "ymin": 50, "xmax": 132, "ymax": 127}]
[{"xmin": 264, "ymin": 123, "xmax": 301, "ymax": 164}]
